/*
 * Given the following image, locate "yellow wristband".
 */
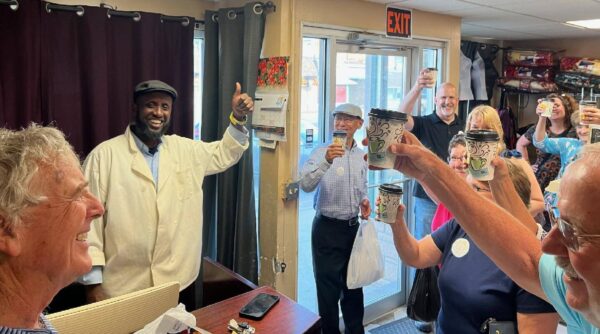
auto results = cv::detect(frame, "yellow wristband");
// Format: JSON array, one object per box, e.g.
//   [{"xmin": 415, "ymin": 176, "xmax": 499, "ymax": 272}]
[{"xmin": 229, "ymin": 112, "xmax": 247, "ymax": 126}]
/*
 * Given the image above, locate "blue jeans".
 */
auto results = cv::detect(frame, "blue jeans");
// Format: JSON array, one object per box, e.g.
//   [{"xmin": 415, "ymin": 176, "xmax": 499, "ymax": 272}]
[{"xmin": 413, "ymin": 197, "xmax": 437, "ymax": 240}]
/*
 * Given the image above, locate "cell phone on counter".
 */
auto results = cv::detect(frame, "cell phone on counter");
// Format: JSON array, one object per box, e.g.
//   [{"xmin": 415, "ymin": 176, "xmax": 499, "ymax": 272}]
[{"xmin": 239, "ymin": 293, "xmax": 280, "ymax": 320}]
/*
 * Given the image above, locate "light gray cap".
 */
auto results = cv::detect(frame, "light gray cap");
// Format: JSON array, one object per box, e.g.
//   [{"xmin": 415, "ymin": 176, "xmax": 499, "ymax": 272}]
[{"xmin": 333, "ymin": 103, "xmax": 363, "ymax": 119}]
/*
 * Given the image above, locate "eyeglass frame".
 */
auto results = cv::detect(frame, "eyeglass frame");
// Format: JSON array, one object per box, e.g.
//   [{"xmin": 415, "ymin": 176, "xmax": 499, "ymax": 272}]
[
  {"xmin": 333, "ymin": 114, "xmax": 360, "ymax": 123},
  {"xmin": 447, "ymin": 155, "xmax": 467, "ymax": 163},
  {"xmin": 548, "ymin": 207, "xmax": 600, "ymax": 251}
]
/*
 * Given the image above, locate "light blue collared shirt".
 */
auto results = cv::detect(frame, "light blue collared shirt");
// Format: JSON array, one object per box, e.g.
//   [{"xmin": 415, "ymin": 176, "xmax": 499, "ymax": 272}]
[{"xmin": 299, "ymin": 141, "xmax": 368, "ymax": 220}]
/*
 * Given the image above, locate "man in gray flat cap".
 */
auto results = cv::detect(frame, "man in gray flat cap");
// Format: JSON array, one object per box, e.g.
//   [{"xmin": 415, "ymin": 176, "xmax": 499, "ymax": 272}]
[
  {"xmin": 80, "ymin": 80, "xmax": 253, "ymax": 309},
  {"xmin": 300, "ymin": 103, "xmax": 371, "ymax": 334}
]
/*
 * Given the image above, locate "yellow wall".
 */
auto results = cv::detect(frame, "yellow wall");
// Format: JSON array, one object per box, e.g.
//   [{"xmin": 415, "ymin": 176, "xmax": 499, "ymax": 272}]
[{"xmin": 259, "ymin": 0, "xmax": 462, "ymax": 298}]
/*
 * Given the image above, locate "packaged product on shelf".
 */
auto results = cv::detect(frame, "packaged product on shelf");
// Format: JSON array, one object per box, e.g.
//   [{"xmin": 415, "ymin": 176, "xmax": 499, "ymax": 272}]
[
  {"xmin": 503, "ymin": 65, "xmax": 555, "ymax": 81},
  {"xmin": 504, "ymin": 50, "xmax": 554, "ymax": 67},
  {"xmin": 560, "ymin": 57, "xmax": 600, "ymax": 77},
  {"xmin": 497, "ymin": 78, "xmax": 558, "ymax": 93},
  {"xmin": 555, "ymin": 72, "xmax": 600, "ymax": 91}
]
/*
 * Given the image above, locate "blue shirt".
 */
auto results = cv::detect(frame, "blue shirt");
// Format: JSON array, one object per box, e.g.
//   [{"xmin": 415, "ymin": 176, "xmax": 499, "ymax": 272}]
[
  {"xmin": 0, "ymin": 315, "xmax": 58, "ymax": 334},
  {"xmin": 533, "ymin": 135, "xmax": 583, "ymax": 178},
  {"xmin": 299, "ymin": 141, "xmax": 368, "ymax": 220},
  {"xmin": 431, "ymin": 219, "xmax": 555, "ymax": 334},
  {"xmin": 539, "ymin": 254, "xmax": 600, "ymax": 334}
]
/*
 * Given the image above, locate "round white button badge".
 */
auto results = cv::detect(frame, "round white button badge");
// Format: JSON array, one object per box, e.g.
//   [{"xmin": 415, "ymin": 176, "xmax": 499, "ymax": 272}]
[
  {"xmin": 451, "ymin": 238, "xmax": 470, "ymax": 258},
  {"xmin": 336, "ymin": 167, "xmax": 345, "ymax": 176}
]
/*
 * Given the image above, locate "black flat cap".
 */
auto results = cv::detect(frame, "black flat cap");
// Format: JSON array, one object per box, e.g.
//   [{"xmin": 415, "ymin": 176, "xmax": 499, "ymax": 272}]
[{"xmin": 134, "ymin": 80, "xmax": 178, "ymax": 101}]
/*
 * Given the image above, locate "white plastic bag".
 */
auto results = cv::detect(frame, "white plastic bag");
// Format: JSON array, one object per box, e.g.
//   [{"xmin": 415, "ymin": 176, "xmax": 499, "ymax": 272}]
[{"xmin": 346, "ymin": 219, "xmax": 384, "ymax": 289}]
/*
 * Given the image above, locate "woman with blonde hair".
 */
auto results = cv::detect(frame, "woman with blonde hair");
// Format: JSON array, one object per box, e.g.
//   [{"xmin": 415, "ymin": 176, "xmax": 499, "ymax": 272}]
[{"xmin": 465, "ymin": 105, "xmax": 545, "ymax": 216}]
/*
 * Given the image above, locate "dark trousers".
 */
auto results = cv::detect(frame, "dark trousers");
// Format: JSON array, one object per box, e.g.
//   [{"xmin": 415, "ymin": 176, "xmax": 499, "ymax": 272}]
[{"xmin": 312, "ymin": 215, "xmax": 364, "ymax": 334}]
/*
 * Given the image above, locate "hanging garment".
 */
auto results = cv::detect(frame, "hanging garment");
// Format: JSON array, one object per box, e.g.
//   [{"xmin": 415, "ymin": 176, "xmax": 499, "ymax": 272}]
[
  {"xmin": 460, "ymin": 50, "xmax": 474, "ymax": 101},
  {"xmin": 472, "ymin": 51, "xmax": 488, "ymax": 100}
]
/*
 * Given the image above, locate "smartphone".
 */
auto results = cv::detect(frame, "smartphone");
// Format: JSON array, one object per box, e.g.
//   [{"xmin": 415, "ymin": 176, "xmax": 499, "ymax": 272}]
[{"xmin": 239, "ymin": 293, "xmax": 280, "ymax": 320}]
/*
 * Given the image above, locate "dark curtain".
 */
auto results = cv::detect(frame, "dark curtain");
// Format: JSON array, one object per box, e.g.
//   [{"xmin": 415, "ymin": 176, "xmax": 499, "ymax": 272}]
[
  {"xmin": 201, "ymin": 3, "xmax": 265, "ymax": 284},
  {"xmin": 1, "ymin": 0, "xmax": 193, "ymax": 312},
  {"xmin": 1, "ymin": 0, "xmax": 193, "ymax": 157}
]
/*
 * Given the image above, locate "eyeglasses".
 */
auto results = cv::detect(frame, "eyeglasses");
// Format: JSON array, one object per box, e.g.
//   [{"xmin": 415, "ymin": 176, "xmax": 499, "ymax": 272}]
[
  {"xmin": 548, "ymin": 207, "xmax": 600, "ymax": 251},
  {"xmin": 334, "ymin": 115, "xmax": 359, "ymax": 123},
  {"xmin": 447, "ymin": 155, "xmax": 467, "ymax": 162}
]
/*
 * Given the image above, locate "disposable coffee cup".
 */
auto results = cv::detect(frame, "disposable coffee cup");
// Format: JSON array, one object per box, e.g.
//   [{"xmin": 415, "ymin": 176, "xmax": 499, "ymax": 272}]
[
  {"xmin": 425, "ymin": 68, "xmax": 438, "ymax": 88},
  {"xmin": 538, "ymin": 99, "xmax": 553, "ymax": 118},
  {"xmin": 332, "ymin": 130, "xmax": 347, "ymax": 146},
  {"xmin": 377, "ymin": 183, "xmax": 403, "ymax": 224},
  {"xmin": 580, "ymin": 100, "xmax": 596, "ymax": 125},
  {"xmin": 465, "ymin": 130, "xmax": 500, "ymax": 181},
  {"xmin": 367, "ymin": 109, "xmax": 407, "ymax": 169}
]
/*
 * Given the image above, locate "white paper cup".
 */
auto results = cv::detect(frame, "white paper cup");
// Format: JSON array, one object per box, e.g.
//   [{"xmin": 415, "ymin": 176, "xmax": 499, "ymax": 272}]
[
  {"xmin": 538, "ymin": 99, "xmax": 553, "ymax": 118},
  {"xmin": 425, "ymin": 68, "xmax": 437, "ymax": 88},
  {"xmin": 367, "ymin": 109, "xmax": 408, "ymax": 169},
  {"xmin": 377, "ymin": 184, "xmax": 403, "ymax": 224},
  {"xmin": 465, "ymin": 130, "xmax": 500, "ymax": 181}
]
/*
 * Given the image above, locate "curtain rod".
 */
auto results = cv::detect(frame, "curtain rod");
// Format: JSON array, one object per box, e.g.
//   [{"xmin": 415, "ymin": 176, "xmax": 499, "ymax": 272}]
[
  {"xmin": 42, "ymin": 1, "xmax": 275, "ymax": 25},
  {"xmin": 0, "ymin": 0, "xmax": 18, "ymax": 11}
]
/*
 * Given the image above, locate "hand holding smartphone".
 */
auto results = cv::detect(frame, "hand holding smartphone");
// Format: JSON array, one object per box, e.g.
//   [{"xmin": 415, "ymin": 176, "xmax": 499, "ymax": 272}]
[{"xmin": 239, "ymin": 293, "xmax": 280, "ymax": 320}]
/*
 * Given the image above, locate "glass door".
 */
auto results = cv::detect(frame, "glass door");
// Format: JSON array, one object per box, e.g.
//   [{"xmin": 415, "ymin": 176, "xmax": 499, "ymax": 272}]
[
  {"xmin": 333, "ymin": 44, "xmax": 413, "ymax": 323},
  {"xmin": 296, "ymin": 36, "xmax": 414, "ymax": 324}
]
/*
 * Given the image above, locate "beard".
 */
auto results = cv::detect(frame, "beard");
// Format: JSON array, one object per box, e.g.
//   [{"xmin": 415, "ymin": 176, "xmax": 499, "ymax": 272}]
[{"xmin": 131, "ymin": 113, "xmax": 171, "ymax": 144}]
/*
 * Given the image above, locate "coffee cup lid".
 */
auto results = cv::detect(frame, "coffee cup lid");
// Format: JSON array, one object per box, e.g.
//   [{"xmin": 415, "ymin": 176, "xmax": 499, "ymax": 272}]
[
  {"xmin": 368, "ymin": 108, "xmax": 408, "ymax": 121},
  {"xmin": 333, "ymin": 130, "xmax": 347, "ymax": 137},
  {"xmin": 580, "ymin": 100, "xmax": 596, "ymax": 106},
  {"xmin": 465, "ymin": 130, "xmax": 499, "ymax": 142},
  {"xmin": 379, "ymin": 183, "xmax": 403, "ymax": 194}
]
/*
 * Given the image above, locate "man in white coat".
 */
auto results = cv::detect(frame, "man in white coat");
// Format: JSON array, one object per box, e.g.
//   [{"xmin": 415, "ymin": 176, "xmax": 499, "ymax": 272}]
[{"xmin": 80, "ymin": 80, "xmax": 253, "ymax": 308}]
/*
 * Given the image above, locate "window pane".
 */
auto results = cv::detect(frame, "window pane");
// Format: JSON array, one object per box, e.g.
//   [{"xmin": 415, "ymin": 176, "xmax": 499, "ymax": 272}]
[{"xmin": 193, "ymin": 37, "xmax": 204, "ymax": 140}]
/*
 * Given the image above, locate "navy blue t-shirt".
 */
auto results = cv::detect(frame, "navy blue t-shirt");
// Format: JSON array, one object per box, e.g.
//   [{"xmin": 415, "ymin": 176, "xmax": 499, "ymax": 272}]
[
  {"xmin": 430, "ymin": 219, "xmax": 555, "ymax": 334},
  {"xmin": 412, "ymin": 113, "xmax": 464, "ymax": 199}
]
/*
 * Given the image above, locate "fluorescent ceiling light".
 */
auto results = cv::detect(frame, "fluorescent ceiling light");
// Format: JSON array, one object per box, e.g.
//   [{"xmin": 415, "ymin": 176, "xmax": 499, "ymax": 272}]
[{"xmin": 565, "ymin": 19, "xmax": 600, "ymax": 29}]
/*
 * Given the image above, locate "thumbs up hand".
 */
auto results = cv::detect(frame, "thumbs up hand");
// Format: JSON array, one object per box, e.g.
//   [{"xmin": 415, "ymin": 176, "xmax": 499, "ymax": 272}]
[{"xmin": 231, "ymin": 82, "xmax": 254, "ymax": 120}]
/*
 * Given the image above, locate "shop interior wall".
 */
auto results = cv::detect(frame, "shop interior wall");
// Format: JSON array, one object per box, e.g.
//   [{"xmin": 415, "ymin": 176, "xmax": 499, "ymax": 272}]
[
  {"xmin": 45, "ymin": 0, "xmax": 462, "ymax": 298},
  {"xmin": 256, "ymin": 0, "xmax": 462, "ymax": 298},
  {"xmin": 504, "ymin": 37, "xmax": 600, "ymax": 128}
]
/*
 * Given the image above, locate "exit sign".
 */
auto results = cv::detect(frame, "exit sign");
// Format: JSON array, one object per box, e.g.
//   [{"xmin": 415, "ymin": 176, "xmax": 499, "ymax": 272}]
[{"xmin": 386, "ymin": 7, "xmax": 412, "ymax": 39}]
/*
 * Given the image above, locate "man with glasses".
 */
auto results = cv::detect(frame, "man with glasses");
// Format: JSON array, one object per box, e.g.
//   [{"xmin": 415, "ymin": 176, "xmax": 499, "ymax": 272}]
[
  {"xmin": 386, "ymin": 131, "xmax": 600, "ymax": 333},
  {"xmin": 300, "ymin": 103, "xmax": 371, "ymax": 334}
]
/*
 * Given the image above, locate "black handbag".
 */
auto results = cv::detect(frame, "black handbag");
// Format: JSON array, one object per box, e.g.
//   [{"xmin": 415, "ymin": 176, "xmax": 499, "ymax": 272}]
[
  {"xmin": 480, "ymin": 318, "xmax": 517, "ymax": 334},
  {"xmin": 406, "ymin": 266, "xmax": 441, "ymax": 322}
]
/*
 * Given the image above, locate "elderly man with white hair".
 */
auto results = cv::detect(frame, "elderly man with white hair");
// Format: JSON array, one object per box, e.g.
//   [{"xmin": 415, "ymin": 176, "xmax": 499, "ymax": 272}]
[{"xmin": 0, "ymin": 124, "xmax": 104, "ymax": 332}]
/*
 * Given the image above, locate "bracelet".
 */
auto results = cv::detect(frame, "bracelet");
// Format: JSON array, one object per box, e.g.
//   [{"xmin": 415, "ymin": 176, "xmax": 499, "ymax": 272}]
[{"xmin": 229, "ymin": 111, "xmax": 247, "ymax": 126}]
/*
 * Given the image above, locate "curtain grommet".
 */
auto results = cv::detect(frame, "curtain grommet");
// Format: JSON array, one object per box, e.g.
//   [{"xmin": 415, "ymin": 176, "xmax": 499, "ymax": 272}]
[
  {"xmin": 253, "ymin": 3, "xmax": 263, "ymax": 15},
  {"xmin": 227, "ymin": 10, "xmax": 236, "ymax": 20}
]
